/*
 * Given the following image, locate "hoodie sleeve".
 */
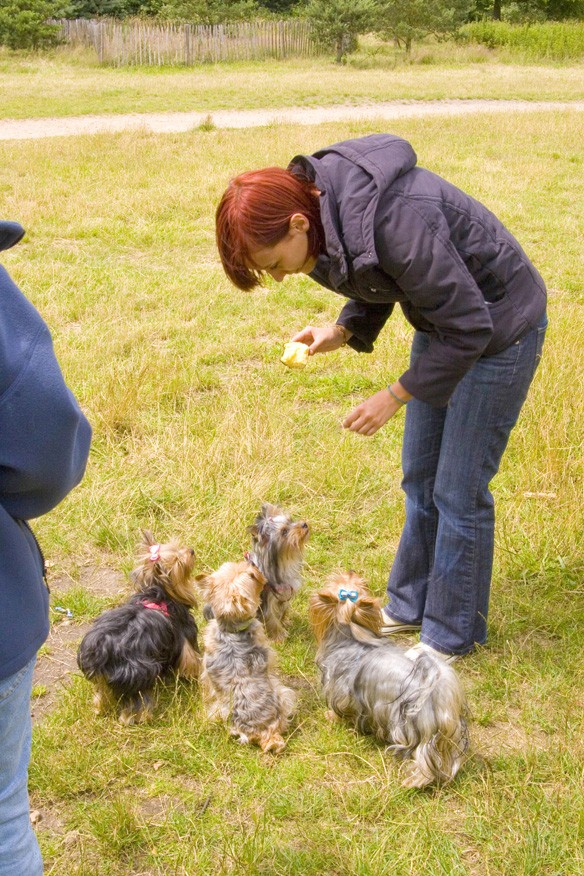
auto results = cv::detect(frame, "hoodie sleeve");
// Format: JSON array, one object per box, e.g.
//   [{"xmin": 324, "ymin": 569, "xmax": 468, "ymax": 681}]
[
  {"xmin": 375, "ymin": 197, "xmax": 494, "ymax": 407},
  {"xmin": 0, "ymin": 265, "xmax": 91, "ymax": 520},
  {"xmin": 336, "ymin": 299, "xmax": 394, "ymax": 352}
]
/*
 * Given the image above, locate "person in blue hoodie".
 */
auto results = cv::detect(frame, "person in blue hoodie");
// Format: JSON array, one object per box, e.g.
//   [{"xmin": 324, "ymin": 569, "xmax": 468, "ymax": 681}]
[
  {"xmin": 215, "ymin": 134, "xmax": 547, "ymax": 662},
  {"xmin": 0, "ymin": 221, "xmax": 91, "ymax": 876}
]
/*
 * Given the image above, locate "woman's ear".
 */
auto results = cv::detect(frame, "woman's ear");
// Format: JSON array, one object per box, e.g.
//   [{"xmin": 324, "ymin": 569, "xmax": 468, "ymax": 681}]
[{"xmin": 289, "ymin": 213, "xmax": 310, "ymax": 234}]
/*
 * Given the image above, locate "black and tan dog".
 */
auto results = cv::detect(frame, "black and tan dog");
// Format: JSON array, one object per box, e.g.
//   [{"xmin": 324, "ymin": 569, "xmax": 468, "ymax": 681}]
[{"xmin": 77, "ymin": 531, "xmax": 200, "ymax": 724}]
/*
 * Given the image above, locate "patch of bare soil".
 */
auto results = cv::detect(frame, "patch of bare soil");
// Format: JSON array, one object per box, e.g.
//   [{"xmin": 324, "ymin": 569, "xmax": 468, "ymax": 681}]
[
  {"xmin": 32, "ymin": 564, "xmax": 126, "ymax": 723},
  {"xmin": 472, "ymin": 713, "xmax": 550, "ymax": 758}
]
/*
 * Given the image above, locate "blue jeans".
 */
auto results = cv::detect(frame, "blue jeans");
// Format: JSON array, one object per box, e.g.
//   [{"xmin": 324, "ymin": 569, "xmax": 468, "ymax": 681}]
[
  {"xmin": 0, "ymin": 659, "xmax": 43, "ymax": 876},
  {"xmin": 387, "ymin": 315, "xmax": 547, "ymax": 656}
]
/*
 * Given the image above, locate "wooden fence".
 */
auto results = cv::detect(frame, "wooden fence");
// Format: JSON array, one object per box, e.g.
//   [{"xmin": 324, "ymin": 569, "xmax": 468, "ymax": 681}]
[{"xmin": 60, "ymin": 18, "xmax": 318, "ymax": 65}]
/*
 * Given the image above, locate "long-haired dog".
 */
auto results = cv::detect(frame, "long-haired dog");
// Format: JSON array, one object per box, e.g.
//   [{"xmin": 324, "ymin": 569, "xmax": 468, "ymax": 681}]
[
  {"xmin": 198, "ymin": 560, "xmax": 297, "ymax": 753},
  {"xmin": 247, "ymin": 503, "xmax": 310, "ymax": 641},
  {"xmin": 309, "ymin": 572, "xmax": 469, "ymax": 788},
  {"xmin": 77, "ymin": 531, "xmax": 201, "ymax": 724}
]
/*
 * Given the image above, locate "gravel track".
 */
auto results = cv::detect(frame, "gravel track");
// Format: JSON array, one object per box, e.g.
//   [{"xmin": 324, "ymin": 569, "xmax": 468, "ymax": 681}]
[{"xmin": 1, "ymin": 99, "xmax": 583, "ymax": 140}]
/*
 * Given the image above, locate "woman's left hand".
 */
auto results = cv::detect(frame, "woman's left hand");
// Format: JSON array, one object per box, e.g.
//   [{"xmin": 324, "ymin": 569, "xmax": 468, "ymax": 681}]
[{"xmin": 342, "ymin": 389, "xmax": 403, "ymax": 437}]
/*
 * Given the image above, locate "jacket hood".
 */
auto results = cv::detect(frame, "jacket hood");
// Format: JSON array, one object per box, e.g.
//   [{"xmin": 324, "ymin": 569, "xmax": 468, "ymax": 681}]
[
  {"xmin": 289, "ymin": 135, "xmax": 417, "ymax": 288},
  {"xmin": 0, "ymin": 221, "xmax": 25, "ymax": 251}
]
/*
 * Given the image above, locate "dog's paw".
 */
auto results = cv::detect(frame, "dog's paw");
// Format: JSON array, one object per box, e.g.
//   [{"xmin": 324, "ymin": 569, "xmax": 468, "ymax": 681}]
[{"xmin": 324, "ymin": 709, "xmax": 341, "ymax": 723}]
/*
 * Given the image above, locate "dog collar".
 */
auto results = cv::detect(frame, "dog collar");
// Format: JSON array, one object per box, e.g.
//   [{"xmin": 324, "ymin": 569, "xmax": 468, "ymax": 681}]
[
  {"xmin": 141, "ymin": 599, "xmax": 170, "ymax": 617},
  {"xmin": 222, "ymin": 619, "xmax": 254, "ymax": 633}
]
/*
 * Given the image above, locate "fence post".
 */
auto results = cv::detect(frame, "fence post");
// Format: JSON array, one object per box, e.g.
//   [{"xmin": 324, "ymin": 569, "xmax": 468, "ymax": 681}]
[{"xmin": 184, "ymin": 23, "xmax": 190, "ymax": 65}]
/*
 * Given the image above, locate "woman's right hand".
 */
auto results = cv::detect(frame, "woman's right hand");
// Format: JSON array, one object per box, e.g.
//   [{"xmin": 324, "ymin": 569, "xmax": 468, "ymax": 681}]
[{"xmin": 291, "ymin": 324, "xmax": 351, "ymax": 355}]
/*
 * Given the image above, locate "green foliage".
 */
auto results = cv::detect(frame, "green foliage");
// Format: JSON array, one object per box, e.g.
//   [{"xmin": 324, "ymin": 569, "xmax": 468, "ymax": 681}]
[
  {"xmin": 459, "ymin": 19, "xmax": 584, "ymax": 59},
  {"xmin": 470, "ymin": 0, "xmax": 584, "ymax": 20},
  {"xmin": 68, "ymin": 0, "xmax": 139, "ymax": 18},
  {"xmin": 257, "ymin": 0, "xmax": 300, "ymax": 11},
  {"xmin": 304, "ymin": 0, "xmax": 377, "ymax": 61},
  {"xmin": 153, "ymin": 0, "xmax": 260, "ymax": 23},
  {"xmin": 376, "ymin": 0, "xmax": 471, "ymax": 51},
  {"xmin": 0, "ymin": 0, "xmax": 69, "ymax": 48},
  {"xmin": 69, "ymin": 0, "xmax": 260, "ymax": 19}
]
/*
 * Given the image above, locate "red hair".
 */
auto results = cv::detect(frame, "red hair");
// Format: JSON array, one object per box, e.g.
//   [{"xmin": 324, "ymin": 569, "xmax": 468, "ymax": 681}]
[{"xmin": 215, "ymin": 166, "xmax": 324, "ymax": 291}]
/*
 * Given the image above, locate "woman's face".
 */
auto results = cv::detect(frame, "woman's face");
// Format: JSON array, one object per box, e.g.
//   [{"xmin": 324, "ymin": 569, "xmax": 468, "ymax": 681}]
[{"xmin": 249, "ymin": 214, "xmax": 316, "ymax": 282}]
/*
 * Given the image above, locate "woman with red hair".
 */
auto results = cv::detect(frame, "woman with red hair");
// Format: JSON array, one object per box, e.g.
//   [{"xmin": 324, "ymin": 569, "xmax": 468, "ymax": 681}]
[{"xmin": 215, "ymin": 134, "xmax": 547, "ymax": 662}]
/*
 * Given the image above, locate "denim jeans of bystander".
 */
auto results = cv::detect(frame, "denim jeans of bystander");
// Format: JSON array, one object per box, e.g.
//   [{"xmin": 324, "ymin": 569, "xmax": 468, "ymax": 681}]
[{"xmin": 0, "ymin": 658, "xmax": 43, "ymax": 876}]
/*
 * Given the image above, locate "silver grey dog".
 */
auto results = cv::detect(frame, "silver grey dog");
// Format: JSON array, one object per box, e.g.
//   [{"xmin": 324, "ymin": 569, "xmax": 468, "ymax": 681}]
[
  {"xmin": 198, "ymin": 560, "xmax": 297, "ymax": 753},
  {"xmin": 247, "ymin": 503, "xmax": 310, "ymax": 641},
  {"xmin": 309, "ymin": 571, "xmax": 470, "ymax": 788}
]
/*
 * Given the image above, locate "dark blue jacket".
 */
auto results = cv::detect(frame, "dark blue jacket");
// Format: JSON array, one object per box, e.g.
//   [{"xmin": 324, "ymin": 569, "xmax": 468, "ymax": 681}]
[
  {"xmin": 290, "ymin": 134, "xmax": 547, "ymax": 406},
  {"xmin": 0, "ymin": 222, "xmax": 91, "ymax": 681}
]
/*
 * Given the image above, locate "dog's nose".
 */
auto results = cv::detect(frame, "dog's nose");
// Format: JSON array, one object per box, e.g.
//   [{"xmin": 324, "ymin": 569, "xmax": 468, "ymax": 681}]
[
  {"xmin": 189, "ymin": 548, "xmax": 195, "ymax": 557},
  {"xmin": 301, "ymin": 522, "xmax": 309, "ymax": 531}
]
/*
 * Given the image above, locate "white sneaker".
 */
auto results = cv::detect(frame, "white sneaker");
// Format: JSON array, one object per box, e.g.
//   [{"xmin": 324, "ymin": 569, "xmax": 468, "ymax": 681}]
[
  {"xmin": 380, "ymin": 607, "xmax": 422, "ymax": 635},
  {"xmin": 404, "ymin": 641, "xmax": 458, "ymax": 664}
]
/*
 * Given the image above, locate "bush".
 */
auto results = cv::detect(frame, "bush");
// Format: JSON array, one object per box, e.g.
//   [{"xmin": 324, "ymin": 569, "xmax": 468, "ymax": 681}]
[
  {"xmin": 0, "ymin": 0, "xmax": 69, "ymax": 49},
  {"xmin": 458, "ymin": 20, "xmax": 584, "ymax": 61}
]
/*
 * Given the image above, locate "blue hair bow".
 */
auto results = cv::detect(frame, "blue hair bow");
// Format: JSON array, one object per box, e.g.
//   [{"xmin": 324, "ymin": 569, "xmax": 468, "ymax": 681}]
[{"xmin": 339, "ymin": 589, "xmax": 358, "ymax": 603}]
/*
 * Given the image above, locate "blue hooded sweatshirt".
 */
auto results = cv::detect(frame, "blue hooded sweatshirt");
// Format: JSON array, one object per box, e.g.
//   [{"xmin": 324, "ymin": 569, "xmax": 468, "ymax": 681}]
[{"xmin": 0, "ymin": 222, "xmax": 92, "ymax": 681}]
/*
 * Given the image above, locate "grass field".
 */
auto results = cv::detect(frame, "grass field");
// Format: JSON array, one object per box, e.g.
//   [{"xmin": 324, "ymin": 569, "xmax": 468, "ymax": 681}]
[
  {"xmin": 0, "ymin": 63, "xmax": 583, "ymax": 875},
  {"xmin": 1, "ymin": 50, "xmax": 584, "ymax": 119}
]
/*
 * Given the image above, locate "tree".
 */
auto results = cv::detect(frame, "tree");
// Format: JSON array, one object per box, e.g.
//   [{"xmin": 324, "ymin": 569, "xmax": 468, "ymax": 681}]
[
  {"xmin": 375, "ymin": 0, "xmax": 469, "ymax": 52},
  {"xmin": 69, "ymin": 0, "xmax": 260, "ymax": 18},
  {"xmin": 68, "ymin": 0, "xmax": 140, "ymax": 17},
  {"xmin": 305, "ymin": 0, "xmax": 377, "ymax": 62},
  {"xmin": 468, "ymin": 0, "xmax": 584, "ymax": 20},
  {"xmin": 0, "ymin": 0, "xmax": 70, "ymax": 49},
  {"xmin": 149, "ymin": 0, "xmax": 259, "ymax": 21},
  {"xmin": 257, "ymin": 0, "xmax": 301, "ymax": 12}
]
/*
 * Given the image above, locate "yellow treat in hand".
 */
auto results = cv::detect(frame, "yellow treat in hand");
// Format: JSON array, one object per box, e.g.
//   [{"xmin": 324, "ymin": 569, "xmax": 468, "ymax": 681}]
[{"xmin": 281, "ymin": 341, "xmax": 310, "ymax": 369}]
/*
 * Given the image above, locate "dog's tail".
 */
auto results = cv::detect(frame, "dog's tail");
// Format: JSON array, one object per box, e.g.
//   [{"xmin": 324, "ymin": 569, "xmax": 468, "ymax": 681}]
[{"xmin": 388, "ymin": 654, "xmax": 469, "ymax": 789}]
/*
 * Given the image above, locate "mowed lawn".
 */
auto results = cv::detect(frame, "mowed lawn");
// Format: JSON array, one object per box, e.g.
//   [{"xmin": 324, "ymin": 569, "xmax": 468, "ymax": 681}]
[{"xmin": 0, "ymin": 89, "xmax": 582, "ymax": 875}]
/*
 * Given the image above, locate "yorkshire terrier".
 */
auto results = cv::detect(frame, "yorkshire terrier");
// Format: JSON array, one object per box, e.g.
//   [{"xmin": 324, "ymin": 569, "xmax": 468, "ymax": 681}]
[
  {"xmin": 309, "ymin": 572, "xmax": 470, "ymax": 788},
  {"xmin": 198, "ymin": 560, "xmax": 297, "ymax": 753},
  {"xmin": 247, "ymin": 503, "xmax": 310, "ymax": 641},
  {"xmin": 77, "ymin": 531, "xmax": 201, "ymax": 724}
]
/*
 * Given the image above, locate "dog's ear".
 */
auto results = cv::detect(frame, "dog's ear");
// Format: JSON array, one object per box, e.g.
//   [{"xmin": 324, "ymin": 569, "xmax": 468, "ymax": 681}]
[
  {"xmin": 248, "ymin": 564, "xmax": 267, "ymax": 587},
  {"xmin": 194, "ymin": 572, "xmax": 211, "ymax": 596},
  {"xmin": 314, "ymin": 591, "xmax": 338, "ymax": 605},
  {"xmin": 353, "ymin": 596, "xmax": 382, "ymax": 635},
  {"xmin": 308, "ymin": 590, "xmax": 338, "ymax": 642}
]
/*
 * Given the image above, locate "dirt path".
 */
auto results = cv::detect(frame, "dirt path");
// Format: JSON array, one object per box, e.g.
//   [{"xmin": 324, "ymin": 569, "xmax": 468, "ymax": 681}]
[{"xmin": 2, "ymin": 99, "xmax": 583, "ymax": 140}]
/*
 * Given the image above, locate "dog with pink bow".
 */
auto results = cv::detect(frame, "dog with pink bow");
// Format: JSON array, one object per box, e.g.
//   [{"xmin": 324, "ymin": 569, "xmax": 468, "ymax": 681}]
[{"xmin": 77, "ymin": 530, "xmax": 200, "ymax": 724}]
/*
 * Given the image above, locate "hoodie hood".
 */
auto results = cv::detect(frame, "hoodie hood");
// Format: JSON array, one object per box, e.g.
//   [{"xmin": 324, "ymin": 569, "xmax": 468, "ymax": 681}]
[{"xmin": 289, "ymin": 134, "xmax": 417, "ymax": 288}]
